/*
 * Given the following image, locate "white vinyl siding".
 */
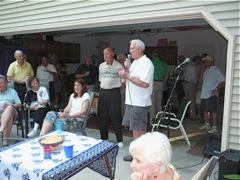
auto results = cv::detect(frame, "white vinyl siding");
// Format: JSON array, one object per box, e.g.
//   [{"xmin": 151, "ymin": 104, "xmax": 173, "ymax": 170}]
[{"xmin": 0, "ymin": 0, "xmax": 239, "ymax": 149}]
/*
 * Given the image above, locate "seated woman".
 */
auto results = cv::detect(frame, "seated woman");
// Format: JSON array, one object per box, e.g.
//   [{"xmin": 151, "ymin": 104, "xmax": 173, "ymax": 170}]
[
  {"xmin": 40, "ymin": 79, "xmax": 90, "ymax": 135},
  {"xmin": 24, "ymin": 77, "xmax": 50, "ymax": 138},
  {"xmin": 129, "ymin": 132, "xmax": 182, "ymax": 180}
]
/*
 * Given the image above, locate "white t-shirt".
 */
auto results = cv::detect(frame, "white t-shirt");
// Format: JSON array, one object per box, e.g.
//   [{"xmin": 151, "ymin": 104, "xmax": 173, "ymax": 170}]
[
  {"xmin": 36, "ymin": 64, "xmax": 57, "ymax": 82},
  {"xmin": 125, "ymin": 55, "xmax": 154, "ymax": 107},
  {"xmin": 69, "ymin": 92, "xmax": 90, "ymax": 116},
  {"xmin": 30, "ymin": 86, "xmax": 49, "ymax": 107}
]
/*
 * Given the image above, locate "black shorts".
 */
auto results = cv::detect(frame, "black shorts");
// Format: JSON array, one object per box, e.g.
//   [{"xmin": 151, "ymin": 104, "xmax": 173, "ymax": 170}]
[{"xmin": 201, "ymin": 95, "xmax": 218, "ymax": 112}]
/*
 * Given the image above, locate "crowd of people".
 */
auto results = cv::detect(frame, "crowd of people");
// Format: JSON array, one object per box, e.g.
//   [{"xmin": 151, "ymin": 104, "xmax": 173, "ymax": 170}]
[{"xmin": 0, "ymin": 39, "xmax": 225, "ymax": 179}]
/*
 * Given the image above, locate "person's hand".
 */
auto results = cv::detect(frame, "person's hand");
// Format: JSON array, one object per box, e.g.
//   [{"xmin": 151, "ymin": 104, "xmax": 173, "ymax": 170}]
[
  {"xmin": 124, "ymin": 59, "xmax": 131, "ymax": 70},
  {"xmin": 59, "ymin": 111, "xmax": 69, "ymax": 118},
  {"xmin": 130, "ymin": 171, "xmax": 148, "ymax": 180},
  {"xmin": 84, "ymin": 72, "xmax": 89, "ymax": 77},
  {"xmin": 118, "ymin": 70, "xmax": 129, "ymax": 80},
  {"xmin": 210, "ymin": 88, "xmax": 218, "ymax": 95},
  {"xmin": 2, "ymin": 103, "xmax": 8, "ymax": 109}
]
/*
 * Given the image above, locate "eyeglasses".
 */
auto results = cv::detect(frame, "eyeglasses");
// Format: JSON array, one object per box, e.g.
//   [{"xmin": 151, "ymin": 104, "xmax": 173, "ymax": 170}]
[{"xmin": 0, "ymin": 75, "xmax": 7, "ymax": 81}]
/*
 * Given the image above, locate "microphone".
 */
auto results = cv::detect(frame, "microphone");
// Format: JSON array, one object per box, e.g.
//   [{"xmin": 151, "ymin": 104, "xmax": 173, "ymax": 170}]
[
  {"xmin": 175, "ymin": 58, "xmax": 190, "ymax": 69},
  {"xmin": 127, "ymin": 54, "xmax": 131, "ymax": 61},
  {"xmin": 125, "ymin": 54, "xmax": 131, "ymax": 72}
]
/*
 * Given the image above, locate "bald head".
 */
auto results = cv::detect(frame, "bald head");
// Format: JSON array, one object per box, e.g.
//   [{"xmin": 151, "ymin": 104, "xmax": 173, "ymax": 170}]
[{"xmin": 103, "ymin": 47, "xmax": 114, "ymax": 64}]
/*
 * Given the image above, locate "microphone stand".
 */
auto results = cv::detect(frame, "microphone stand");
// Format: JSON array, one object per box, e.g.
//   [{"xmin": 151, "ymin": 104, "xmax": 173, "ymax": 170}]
[{"xmin": 162, "ymin": 67, "xmax": 183, "ymax": 138}]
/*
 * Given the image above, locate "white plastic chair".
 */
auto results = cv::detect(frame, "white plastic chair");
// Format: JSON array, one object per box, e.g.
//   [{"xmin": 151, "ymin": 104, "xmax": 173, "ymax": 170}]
[
  {"xmin": 151, "ymin": 98, "xmax": 191, "ymax": 146},
  {"xmin": 191, "ymin": 156, "xmax": 219, "ymax": 180}
]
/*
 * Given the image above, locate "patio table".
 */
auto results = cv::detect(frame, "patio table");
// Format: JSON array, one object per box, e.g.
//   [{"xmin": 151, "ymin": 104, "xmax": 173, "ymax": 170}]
[{"xmin": 0, "ymin": 131, "xmax": 118, "ymax": 180}]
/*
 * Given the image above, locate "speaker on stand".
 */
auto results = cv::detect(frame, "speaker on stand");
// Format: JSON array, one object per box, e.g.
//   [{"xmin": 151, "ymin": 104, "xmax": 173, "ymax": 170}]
[{"xmin": 218, "ymin": 149, "xmax": 240, "ymax": 180}]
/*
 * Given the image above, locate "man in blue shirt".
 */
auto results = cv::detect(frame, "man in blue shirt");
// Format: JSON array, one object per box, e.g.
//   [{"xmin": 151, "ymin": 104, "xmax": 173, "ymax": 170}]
[
  {"xmin": 198, "ymin": 55, "xmax": 225, "ymax": 133},
  {"xmin": 0, "ymin": 75, "xmax": 22, "ymax": 146}
]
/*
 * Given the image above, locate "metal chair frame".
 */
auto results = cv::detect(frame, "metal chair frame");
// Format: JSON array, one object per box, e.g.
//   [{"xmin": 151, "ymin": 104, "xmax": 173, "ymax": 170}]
[
  {"xmin": 63, "ymin": 90, "xmax": 95, "ymax": 136},
  {"xmin": 151, "ymin": 98, "xmax": 191, "ymax": 146}
]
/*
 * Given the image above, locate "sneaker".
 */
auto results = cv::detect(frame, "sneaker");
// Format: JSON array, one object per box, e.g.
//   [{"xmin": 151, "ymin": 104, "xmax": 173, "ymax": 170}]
[
  {"xmin": 27, "ymin": 130, "xmax": 38, "ymax": 138},
  {"xmin": 208, "ymin": 127, "xmax": 219, "ymax": 134},
  {"xmin": 123, "ymin": 155, "xmax": 133, "ymax": 162},
  {"xmin": 118, "ymin": 142, "xmax": 124, "ymax": 148},
  {"xmin": 199, "ymin": 124, "xmax": 211, "ymax": 130}
]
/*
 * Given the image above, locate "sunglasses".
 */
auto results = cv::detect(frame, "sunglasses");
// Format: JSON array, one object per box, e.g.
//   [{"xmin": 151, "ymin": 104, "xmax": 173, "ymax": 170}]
[{"xmin": 0, "ymin": 75, "xmax": 7, "ymax": 81}]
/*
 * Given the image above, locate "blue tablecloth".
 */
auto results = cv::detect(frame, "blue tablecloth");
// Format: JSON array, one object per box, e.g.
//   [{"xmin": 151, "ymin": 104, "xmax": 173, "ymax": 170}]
[{"xmin": 0, "ymin": 131, "xmax": 118, "ymax": 179}]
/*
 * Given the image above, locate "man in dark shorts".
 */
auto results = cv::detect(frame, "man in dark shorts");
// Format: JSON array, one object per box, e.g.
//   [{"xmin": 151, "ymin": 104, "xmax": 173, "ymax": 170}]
[{"xmin": 198, "ymin": 55, "xmax": 225, "ymax": 133}]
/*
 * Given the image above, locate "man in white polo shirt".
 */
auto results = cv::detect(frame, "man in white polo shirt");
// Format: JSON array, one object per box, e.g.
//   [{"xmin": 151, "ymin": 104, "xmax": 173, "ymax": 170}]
[
  {"xmin": 36, "ymin": 55, "xmax": 57, "ymax": 82},
  {"xmin": 118, "ymin": 39, "xmax": 154, "ymax": 161}
]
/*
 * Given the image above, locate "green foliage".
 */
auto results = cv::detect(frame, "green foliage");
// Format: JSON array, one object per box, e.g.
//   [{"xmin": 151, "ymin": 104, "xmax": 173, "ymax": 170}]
[{"xmin": 223, "ymin": 174, "xmax": 240, "ymax": 180}]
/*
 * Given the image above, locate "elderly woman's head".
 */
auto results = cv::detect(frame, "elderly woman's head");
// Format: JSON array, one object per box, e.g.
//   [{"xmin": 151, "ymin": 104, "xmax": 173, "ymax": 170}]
[
  {"xmin": 117, "ymin": 54, "xmax": 126, "ymax": 65},
  {"xmin": 28, "ymin": 77, "xmax": 39, "ymax": 89},
  {"xmin": 129, "ymin": 132, "xmax": 172, "ymax": 176}
]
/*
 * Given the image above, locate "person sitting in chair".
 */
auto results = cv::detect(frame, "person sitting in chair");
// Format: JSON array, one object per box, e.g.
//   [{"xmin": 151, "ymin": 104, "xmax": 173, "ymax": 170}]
[
  {"xmin": 129, "ymin": 132, "xmax": 181, "ymax": 180},
  {"xmin": 0, "ymin": 75, "xmax": 22, "ymax": 147},
  {"xmin": 40, "ymin": 79, "xmax": 90, "ymax": 135},
  {"xmin": 24, "ymin": 77, "xmax": 50, "ymax": 138}
]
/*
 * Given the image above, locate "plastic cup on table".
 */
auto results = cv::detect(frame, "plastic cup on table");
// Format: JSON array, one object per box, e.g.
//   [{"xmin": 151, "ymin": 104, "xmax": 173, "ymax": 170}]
[
  {"xmin": 63, "ymin": 143, "xmax": 74, "ymax": 158},
  {"xmin": 55, "ymin": 121, "xmax": 63, "ymax": 134}
]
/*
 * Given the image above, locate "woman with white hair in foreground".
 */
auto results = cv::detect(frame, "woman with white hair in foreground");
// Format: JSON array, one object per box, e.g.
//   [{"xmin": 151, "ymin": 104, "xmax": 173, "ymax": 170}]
[{"xmin": 129, "ymin": 132, "xmax": 182, "ymax": 180}]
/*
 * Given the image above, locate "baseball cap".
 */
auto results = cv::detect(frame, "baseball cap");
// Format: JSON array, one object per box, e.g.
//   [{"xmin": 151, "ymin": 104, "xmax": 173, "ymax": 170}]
[{"xmin": 202, "ymin": 55, "xmax": 214, "ymax": 62}]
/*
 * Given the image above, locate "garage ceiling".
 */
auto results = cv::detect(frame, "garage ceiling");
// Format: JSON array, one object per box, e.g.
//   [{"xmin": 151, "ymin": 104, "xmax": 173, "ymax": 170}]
[{"xmin": 42, "ymin": 18, "xmax": 211, "ymax": 37}]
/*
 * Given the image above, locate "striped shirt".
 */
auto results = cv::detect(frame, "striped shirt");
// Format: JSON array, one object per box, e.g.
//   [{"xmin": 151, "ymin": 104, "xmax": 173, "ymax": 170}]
[{"xmin": 99, "ymin": 60, "xmax": 124, "ymax": 89}]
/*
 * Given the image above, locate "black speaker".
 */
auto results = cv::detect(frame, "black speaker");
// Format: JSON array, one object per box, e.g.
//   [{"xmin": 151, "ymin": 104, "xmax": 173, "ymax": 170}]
[
  {"xmin": 219, "ymin": 149, "xmax": 240, "ymax": 180},
  {"xmin": 202, "ymin": 135, "xmax": 221, "ymax": 158}
]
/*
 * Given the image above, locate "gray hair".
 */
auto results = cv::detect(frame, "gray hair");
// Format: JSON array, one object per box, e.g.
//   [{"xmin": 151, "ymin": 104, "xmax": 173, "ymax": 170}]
[
  {"xmin": 117, "ymin": 54, "xmax": 126, "ymax": 60},
  {"xmin": 14, "ymin": 50, "xmax": 23, "ymax": 59},
  {"xmin": 130, "ymin": 39, "xmax": 145, "ymax": 51},
  {"xmin": 129, "ymin": 132, "xmax": 172, "ymax": 172}
]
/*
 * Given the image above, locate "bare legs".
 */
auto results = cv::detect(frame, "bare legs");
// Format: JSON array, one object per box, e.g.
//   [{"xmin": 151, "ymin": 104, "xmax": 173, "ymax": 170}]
[
  {"xmin": 0, "ymin": 106, "xmax": 17, "ymax": 145},
  {"xmin": 133, "ymin": 130, "xmax": 146, "ymax": 140},
  {"xmin": 40, "ymin": 121, "xmax": 53, "ymax": 135},
  {"xmin": 203, "ymin": 111, "xmax": 217, "ymax": 126}
]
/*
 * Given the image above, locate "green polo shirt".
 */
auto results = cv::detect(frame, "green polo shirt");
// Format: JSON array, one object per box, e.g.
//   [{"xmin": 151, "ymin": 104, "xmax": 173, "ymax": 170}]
[{"xmin": 152, "ymin": 57, "xmax": 169, "ymax": 81}]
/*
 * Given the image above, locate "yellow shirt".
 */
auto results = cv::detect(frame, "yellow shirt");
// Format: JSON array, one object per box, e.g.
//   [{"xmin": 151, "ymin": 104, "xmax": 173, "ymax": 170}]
[{"xmin": 7, "ymin": 60, "xmax": 34, "ymax": 81}]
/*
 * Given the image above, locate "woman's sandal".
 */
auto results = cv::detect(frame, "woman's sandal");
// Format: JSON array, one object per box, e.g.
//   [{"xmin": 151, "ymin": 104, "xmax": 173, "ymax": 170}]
[{"xmin": 0, "ymin": 131, "xmax": 9, "ymax": 147}]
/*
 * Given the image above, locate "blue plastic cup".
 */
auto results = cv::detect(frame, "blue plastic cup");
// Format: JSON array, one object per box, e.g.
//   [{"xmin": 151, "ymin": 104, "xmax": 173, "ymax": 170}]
[
  {"xmin": 55, "ymin": 121, "xmax": 63, "ymax": 134},
  {"xmin": 63, "ymin": 144, "xmax": 74, "ymax": 158}
]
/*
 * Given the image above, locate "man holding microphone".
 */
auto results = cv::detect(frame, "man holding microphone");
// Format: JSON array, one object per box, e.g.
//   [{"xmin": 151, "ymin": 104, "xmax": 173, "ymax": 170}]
[{"xmin": 118, "ymin": 39, "xmax": 154, "ymax": 161}]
